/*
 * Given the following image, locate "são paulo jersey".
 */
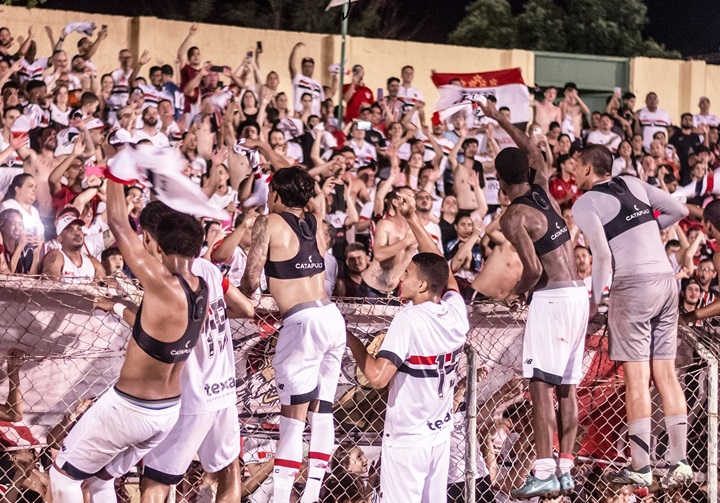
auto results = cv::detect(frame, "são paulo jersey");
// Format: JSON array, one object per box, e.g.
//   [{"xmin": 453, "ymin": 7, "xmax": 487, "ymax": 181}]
[
  {"xmin": 182, "ymin": 257, "xmax": 236, "ymax": 414},
  {"xmin": 107, "ymin": 68, "xmax": 132, "ymax": 111},
  {"xmin": 637, "ymin": 107, "xmax": 671, "ymax": 150},
  {"xmin": 376, "ymin": 289, "xmax": 469, "ymax": 447}
]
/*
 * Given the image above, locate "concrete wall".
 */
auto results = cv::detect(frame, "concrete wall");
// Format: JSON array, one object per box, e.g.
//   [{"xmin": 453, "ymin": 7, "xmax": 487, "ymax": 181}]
[
  {"xmin": 3, "ymin": 5, "xmax": 720, "ymax": 123},
  {"xmin": 630, "ymin": 58, "xmax": 720, "ymax": 123}
]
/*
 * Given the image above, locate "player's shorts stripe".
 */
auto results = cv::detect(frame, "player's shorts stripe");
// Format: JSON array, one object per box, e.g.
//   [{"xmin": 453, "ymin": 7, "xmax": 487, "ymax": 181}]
[
  {"xmin": 530, "ymin": 368, "xmax": 562, "ymax": 385},
  {"xmin": 62, "ymin": 461, "xmax": 101, "ymax": 480},
  {"xmin": 142, "ymin": 465, "xmax": 184, "ymax": 485},
  {"xmin": 289, "ymin": 385, "xmax": 319, "ymax": 405},
  {"xmin": 398, "ymin": 364, "xmax": 439, "ymax": 378},
  {"xmin": 376, "ymin": 350, "xmax": 403, "ymax": 368},
  {"xmin": 275, "ymin": 458, "xmax": 303, "ymax": 469},
  {"xmin": 308, "ymin": 451, "xmax": 331, "ymax": 461}
]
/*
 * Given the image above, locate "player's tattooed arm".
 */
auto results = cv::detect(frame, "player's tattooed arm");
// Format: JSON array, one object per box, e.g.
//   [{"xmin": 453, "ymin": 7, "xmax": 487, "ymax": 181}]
[{"xmin": 240, "ymin": 214, "xmax": 269, "ymax": 297}]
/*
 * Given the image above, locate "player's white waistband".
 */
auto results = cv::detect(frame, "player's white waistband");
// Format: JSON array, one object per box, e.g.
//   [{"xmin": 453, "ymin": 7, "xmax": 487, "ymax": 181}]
[
  {"xmin": 538, "ymin": 280, "xmax": 586, "ymax": 291},
  {"xmin": 283, "ymin": 298, "xmax": 333, "ymax": 320},
  {"xmin": 532, "ymin": 285, "xmax": 588, "ymax": 299},
  {"xmin": 112, "ymin": 386, "xmax": 181, "ymax": 413}
]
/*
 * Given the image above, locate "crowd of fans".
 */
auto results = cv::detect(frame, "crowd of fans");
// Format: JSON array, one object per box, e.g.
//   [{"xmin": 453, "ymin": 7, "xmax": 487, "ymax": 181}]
[{"xmin": 0, "ymin": 18, "xmax": 717, "ymax": 503}]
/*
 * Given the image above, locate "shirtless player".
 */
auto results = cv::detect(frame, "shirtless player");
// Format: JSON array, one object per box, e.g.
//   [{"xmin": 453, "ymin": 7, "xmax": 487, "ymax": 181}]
[
  {"xmin": 241, "ymin": 166, "xmax": 346, "ymax": 503},
  {"xmin": 50, "ymin": 179, "xmax": 208, "ymax": 502},
  {"xmin": 359, "ymin": 186, "xmax": 417, "ymax": 299},
  {"xmin": 574, "ymin": 145, "xmax": 692, "ymax": 490},
  {"xmin": 479, "ymin": 100, "xmax": 589, "ymax": 499}
]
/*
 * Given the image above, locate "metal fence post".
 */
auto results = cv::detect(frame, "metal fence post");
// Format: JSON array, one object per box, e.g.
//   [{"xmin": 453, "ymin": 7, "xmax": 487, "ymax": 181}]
[
  {"xmin": 465, "ymin": 344, "xmax": 477, "ymax": 503},
  {"xmin": 708, "ymin": 354, "xmax": 718, "ymax": 503}
]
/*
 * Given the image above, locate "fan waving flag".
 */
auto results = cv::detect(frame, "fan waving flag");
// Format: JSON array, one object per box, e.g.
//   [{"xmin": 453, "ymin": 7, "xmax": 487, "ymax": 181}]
[
  {"xmin": 432, "ymin": 67, "xmax": 531, "ymax": 125},
  {"xmin": 107, "ymin": 144, "xmax": 229, "ymax": 221}
]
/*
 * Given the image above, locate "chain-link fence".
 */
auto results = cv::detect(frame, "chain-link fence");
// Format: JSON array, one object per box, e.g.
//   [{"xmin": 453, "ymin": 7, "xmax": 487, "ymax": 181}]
[{"xmin": 0, "ymin": 276, "xmax": 718, "ymax": 502}]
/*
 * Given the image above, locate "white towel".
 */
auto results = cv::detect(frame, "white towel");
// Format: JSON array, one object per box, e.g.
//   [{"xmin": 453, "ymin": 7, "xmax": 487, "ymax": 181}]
[{"xmin": 63, "ymin": 22, "xmax": 97, "ymax": 37}]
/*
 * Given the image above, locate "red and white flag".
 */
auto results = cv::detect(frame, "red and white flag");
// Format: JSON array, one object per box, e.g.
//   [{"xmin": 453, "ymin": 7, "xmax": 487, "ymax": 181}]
[{"xmin": 431, "ymin": 67, "xmax": 531, "ymax": 124}]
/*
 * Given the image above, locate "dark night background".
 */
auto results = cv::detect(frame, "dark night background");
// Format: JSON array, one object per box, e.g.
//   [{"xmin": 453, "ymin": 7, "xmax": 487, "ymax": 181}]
[{"xmin": 29, "ymin": 0, "xmax": 720, "ymax": 57}]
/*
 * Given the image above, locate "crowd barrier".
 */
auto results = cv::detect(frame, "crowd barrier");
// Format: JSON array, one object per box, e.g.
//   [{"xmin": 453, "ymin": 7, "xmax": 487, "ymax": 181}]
[{"xmin": 0, "ymin": 275, "xmax": 717, "ymax": 502}]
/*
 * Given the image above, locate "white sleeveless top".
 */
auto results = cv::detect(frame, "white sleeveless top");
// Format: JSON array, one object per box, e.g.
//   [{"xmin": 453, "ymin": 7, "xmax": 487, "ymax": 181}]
[{"xmin": 60, "ymin": 250, "xmax": 95, "ymax": 283}]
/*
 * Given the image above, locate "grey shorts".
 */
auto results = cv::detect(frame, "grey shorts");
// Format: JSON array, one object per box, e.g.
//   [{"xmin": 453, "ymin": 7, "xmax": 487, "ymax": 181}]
[{"xmin": 608, "ymin": 274, "xmax": 678, "ymax": 362}]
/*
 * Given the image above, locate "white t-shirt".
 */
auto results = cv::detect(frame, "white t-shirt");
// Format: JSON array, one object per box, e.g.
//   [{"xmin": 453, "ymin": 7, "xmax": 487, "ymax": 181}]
[
  {"xmin": 349, "ymin": 140, "xmax": 377, "ymax": 169},
  {"xmin": 292, "ymin": 74, "xmax": 324, "ymax": 116},
  {"xmin": 448, "ymin": 407, "xmax": 489, "ymax": 483},
  {"xmin": 424, "ymin": 221, "xmax": 443, "ymax": 252},
  {"xmin": 59, "ymin": 250, "xmax": 96, "ymax": 283},
  {"xmin": 377, "ymin": 290, "xmax": 469, "ymax": 447},
  {"xmin": 108, "ymin": 68, "xmax": 132, "ymax": 111},
  {"xmin": 324, "ymin": 251, "xmax": 338, "ymax": 297},
  {"xmin": 585, "ymin": 130, "xmax": 621, "ymax": 152},
  {"xmin": 138, "ymin": 84, "xmax": 173, "ymax": 110},
  {"xmin": 241, "ymin": 436, "xmax": 275, "ymax": 503},
  {"xmin": 637, "ymin": 107, "xmax": 672, "ymax": 150},
  {"xmin": 398, "ymin": 85, "xmax": 423, "ymax": 105},
  {"xmin": 50, "ymin": 103, "xmax": 71, "ymax": 127},
  {"xmin": 693, "ymin": 113, "xmax": 720, "ymax": 128},
  {"xmin": 181, "ymin": 258, "xmax": 237, "ymax": 414},
  {"xmin": 132, "ymin": 129, "xmax": 170, "ymax": 147},
  {"xmin": 611, "ymin": 157, "xmax": 640, "ymax": 177},
  {"xmin": 18, "ymin": 57, "xmax": 49, "ymax": 84},
  {"xmin": 0, "ymin": 199, "xmax": 44, "ymax": 237}
]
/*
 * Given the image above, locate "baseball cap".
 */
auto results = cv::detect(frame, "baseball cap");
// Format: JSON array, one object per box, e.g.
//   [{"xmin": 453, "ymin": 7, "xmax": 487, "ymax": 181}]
[
  {"xmin": 56, "ymin": 205, "xmax": 81, "ymax": 221},
  {"xmin": 86, "ymin": 118, "xmax": 107, "ymax": 130},
  {"xmin": 301, "ymin": 57, "xmax": 314, "ymax": 65},
  {"xmin": 56, "ymin": 214, "xmax": 85, "ymax": 235}
]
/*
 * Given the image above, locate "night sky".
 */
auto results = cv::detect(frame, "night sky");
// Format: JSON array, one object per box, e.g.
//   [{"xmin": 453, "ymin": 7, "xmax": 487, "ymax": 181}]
[{"xmin": 34, "ymin": 0, "xmax": 720, "ymax": 57}]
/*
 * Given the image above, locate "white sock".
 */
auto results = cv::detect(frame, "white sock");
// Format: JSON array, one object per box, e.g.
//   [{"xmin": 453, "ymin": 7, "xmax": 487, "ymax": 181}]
[
  {"xmin": 273, "ymin": 416, "xmax": 305, "ymax": 503},
  {"xmin": 557, "ymin": 455, "xmax": 574, "ymax": 476},
  {"xmin": 88, "ymin": 477, "xmax": 117, "ymax": 502},
  {"xmin": 301, "ymin": 411, "xmax": 334, "ymax": 503},
  {"xmin": 50, "ymin": 466, "xmax": 85, "ymax": 503},
  {"xmin": 533, "ymin": 458, "xmax": 556, "ymax": 480}
]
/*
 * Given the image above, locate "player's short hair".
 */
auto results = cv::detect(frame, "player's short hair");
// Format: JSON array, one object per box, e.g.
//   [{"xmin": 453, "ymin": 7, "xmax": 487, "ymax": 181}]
[
  {"xmin": 578, "ymin": 144, "xmax": 613, "ymax": 176},
  {"xmin": 139, "ymin": 200, "xmax": 175, "ymax": 238},
  {"xmin": 156, "ymin": 212, "xmax": 203, "ymax": 258},
  {"xmin": 495, "ymin": 147, "xmax": 530, "ymax": 186},
  {"xmin": 269, "ymin": 166, "xmax": 316, "ymax": 208},
  {"xmin": 703, "ymin": 199, "xmax": 720, "ymax": 231},
  {"xmin": 411, "ymin": 252, "xmax": 450, "ymax": 295}
]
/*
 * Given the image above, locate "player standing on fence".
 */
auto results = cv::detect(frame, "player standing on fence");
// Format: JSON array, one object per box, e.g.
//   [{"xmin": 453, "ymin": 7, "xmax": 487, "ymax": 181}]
[
  {"xmin": 49, "ymin": 180, "xmax": 209, "ymax": 502},
  {"xmin": 240, "ymin": 166, "xmax": 346, "ymax": 503},
  {"xmin": 477, "ymin": 100, "xmax": 589, "ymax": 499},
  {"xmin": 573, "ymin": 144, "xmax": 692, "ymax": 489},
  {"xmin": 347, "ymin": 193, "xmax": 468, "ymax": 503},
  {"xmin": 95, "ymin": 201, "xmax": 255, "ymax": 503}
]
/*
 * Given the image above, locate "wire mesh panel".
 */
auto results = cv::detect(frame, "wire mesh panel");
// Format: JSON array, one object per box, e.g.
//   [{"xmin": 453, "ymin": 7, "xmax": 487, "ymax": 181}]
[{"xmin": 0, "ymin": 278, "xmax": 717, "ymax": 502}]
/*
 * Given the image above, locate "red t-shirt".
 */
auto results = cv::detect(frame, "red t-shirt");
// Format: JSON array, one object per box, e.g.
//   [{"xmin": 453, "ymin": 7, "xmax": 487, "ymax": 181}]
[
  {"xmin": 549, "ymin": 176, "xmax": 580, "ymax": 205},
  {"xmin": 180, "ymin": 64, "xmax": 201, "ymax": 111},
  {"xmin": 51, "ymin": 185, "xmax": 80, "ymax": 214},
  {"xmin": 343, "ymin": 84, "xmax": 374, "ymax": 122}
]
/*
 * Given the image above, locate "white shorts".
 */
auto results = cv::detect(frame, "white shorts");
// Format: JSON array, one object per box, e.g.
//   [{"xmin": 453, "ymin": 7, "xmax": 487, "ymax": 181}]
[
  {"xmin": 142, "ymin": 405, "xmax": 241, "ymax": 484},
  {"xmin": 380, "ymin": 440, "xmax": 450, "ymax": 503},
  {"xmin": 274, "ymin": 301, "xmax": 346, "ymax": 406},
  {"xmin": 523, "ymin": 286, "xmax": 589, "ymax": 385},
  {"xmin": 56, "ymin": 387, "xmax": 180, "ymax": 479}
]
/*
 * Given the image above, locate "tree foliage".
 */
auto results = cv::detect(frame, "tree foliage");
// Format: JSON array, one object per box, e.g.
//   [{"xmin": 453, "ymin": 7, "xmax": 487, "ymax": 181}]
[
  {"xmin": 449, "ymin": 0, "xmax": 681, "ymax": 58},
  {"xmin": 448, "ymin": 0, "xmax": 517, "ymax": 49}
]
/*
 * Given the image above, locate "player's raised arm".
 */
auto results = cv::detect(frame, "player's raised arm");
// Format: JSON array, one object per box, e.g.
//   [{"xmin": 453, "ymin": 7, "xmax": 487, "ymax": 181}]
[
  {"xmin": 239, "ymin": 214, "xmax": 269, "ymax": 297},
  {"xmin": 106, "ymin": 180, "xmax": 171, "ymax": 290},
  {"xmin": 478, "ymin": 99, "xmax": 548, "ymax": 188}
]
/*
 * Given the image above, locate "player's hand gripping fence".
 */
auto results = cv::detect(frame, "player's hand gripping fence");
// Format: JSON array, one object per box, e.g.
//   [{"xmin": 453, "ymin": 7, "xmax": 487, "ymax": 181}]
[{"xmin": 0, "ymin": 276, "xmax": 717, "ymax": 502}]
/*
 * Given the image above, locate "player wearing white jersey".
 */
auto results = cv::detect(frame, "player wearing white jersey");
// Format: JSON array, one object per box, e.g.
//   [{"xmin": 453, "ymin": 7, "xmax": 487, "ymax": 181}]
[
  {"xmin": 347, "ymin": 194, "xmax": 468, "ymax": 503},
  {"xmin": 130, "ymin": 201, "xmax": 255, "ymax": 503}
]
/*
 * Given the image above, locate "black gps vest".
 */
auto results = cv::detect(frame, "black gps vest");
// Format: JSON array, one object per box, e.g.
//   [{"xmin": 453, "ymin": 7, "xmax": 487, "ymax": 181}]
[
  {"xmin": 589, "ymin": 176, "xmax": 656, "ymax": 241},
  {"xmin": 132, "ymin": 274, "xmax": 208, "ymax": 364},
  {"xmin": 510, "ymin": 184, "xmax": 571, "ymax": 256},
  {"xmin": 264, "ymin": 212, "xmax": 325, "ymax": 280}
]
